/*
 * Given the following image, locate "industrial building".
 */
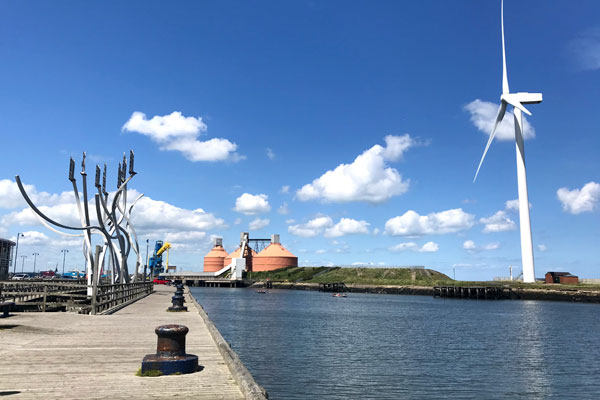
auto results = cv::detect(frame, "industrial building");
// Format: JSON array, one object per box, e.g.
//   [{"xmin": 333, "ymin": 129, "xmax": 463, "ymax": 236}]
[
  {"xmin": 203, "ymin": 233, "xmax": 297, "ymax": 273},
  {"xmin": 0, "ymin": 238, "xmax": 16, "ymax": 280},
  {"xmin": 545, "ymin": 272, "xmax": 579, "ymax": 285}
]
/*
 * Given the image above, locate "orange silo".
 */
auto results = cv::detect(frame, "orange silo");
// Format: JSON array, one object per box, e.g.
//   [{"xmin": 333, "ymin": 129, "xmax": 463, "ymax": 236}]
[
  {"xmin": 254, "ymin": 234, "xmax": 298, "ymax": 271},
  {"xmin": 204, "ymin": 238, "xmax": 229, "ymax": 272},
  {"xmin": 224, "ymin": 246, "xmax": 257, "ymax": 271}
]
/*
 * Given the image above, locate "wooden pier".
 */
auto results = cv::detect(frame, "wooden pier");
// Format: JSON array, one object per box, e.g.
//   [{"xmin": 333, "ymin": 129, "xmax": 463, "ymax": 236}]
[
  {"xmin": 0, "ymin": 285, "xmax": 263, "ymax": 399},
  {"xmin": 319, "ymin": 282, "xmax": 348, "ymax": 293},
  {"xmin": 433, "ymin": 286, "xmax": 513, "ymax": 300}
]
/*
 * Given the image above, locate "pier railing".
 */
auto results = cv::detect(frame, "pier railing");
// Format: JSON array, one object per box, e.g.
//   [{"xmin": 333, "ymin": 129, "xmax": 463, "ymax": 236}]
[
  {"xmin": 0, "ymin": 281, "xmax": 153, "ymax": 314},
  {"xmin": 90, "ymin": 282, "xmax": 154, "ymax": 314}
]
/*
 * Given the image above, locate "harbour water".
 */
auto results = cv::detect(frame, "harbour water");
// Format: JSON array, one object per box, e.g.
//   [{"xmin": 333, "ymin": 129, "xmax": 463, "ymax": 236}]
[{"xmin": 191, "ymin": 287, "xmax": 600, "ymax": 399}]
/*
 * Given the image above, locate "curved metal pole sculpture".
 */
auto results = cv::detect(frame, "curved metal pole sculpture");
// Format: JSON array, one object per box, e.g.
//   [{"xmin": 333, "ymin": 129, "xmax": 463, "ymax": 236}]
[{"xmin": 15, "ymin": 150, "xmax": 142, "ymax": 292}]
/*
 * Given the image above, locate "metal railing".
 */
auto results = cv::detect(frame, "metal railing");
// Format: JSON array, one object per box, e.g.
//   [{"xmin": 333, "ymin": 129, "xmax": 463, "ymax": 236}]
[
  {"xmin": 0, "ymin": 281, "xmax": 153, "ymax": 314},
  {"xmin": 91, "ymin": 282, "xmax": 153, "ymax": 314}
]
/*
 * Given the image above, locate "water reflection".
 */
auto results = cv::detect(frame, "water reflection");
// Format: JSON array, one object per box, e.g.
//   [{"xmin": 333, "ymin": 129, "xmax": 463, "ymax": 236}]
[{"xmin": 192, "ymin": 288, "xmax": 600, "ymax": 399}]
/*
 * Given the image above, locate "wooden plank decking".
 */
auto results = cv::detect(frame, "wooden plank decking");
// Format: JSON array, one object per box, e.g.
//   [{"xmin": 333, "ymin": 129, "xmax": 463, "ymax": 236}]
[{"xmin": 0, "ymin": 285, "xmax": 245, "ymax": 399}]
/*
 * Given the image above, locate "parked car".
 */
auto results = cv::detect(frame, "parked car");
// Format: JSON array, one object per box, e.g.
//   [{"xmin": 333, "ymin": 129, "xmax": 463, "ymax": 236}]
[
  {"xmin": 11, "ymin": 274, "xmax": 29, "ymax": 280},
  {"xmin": 152, "ymin": 278, "xmax": 170, "ymax": 285}
]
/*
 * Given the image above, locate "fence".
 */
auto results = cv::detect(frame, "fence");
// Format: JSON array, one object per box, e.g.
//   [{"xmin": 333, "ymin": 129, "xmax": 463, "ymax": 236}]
[
  {"xmin": 91, "ymin": 282, "xmax": 154, "ymax": 314},
  {"xmin": 0, "ymin": 281, "xmax": 153, "ymax": 314}
]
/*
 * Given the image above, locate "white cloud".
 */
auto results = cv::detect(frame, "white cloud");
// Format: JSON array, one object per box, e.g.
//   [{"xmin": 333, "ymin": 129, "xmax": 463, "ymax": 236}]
[
  {"xmin": 505, "ymin": 199, "xmax": 532, "ymax": 212},
  {"xmin": 164, "ymin": 231, "xmax": 208, "ymax": 243},
  {"xmin": 122, "ymin": 111, "xmax": 242, "ymax": 162},
  {"xmin": 285, "ymin": 218, "xmax": 295, "ymax": 224},
  {"xmin": 266, "ymin": 148, "xmax": 275, "ymax": 160},
  {"xmin": 131, "ymin": 192, "xmax": 226, "ymax": 232},
  {"xmin": 288, "ymin": 216, "xmax": 370, "ymax": 238},
  {"xmin": 280, "ymin": 185, "xmax": 290, "ymax": 194},
  {"xmin": 372, "ymin": 228, "xmax": 380, "ymax": 236},
  {"xmin": 288, "ymin": 216, "xmax": 333, "ymax": 238},
  {"xmin": 465, "ymin": 99, "xmax": 535, "ymax": 141},
  {"xmin": 482, "ymin": 242, "xmax": 500, "ymax": 250},
  {"xmin": 234, "ymin": 218, "xmax": 242, "ymax": 225},
  {"xmin": 277, "ymin": 202, "xmax": 289, "ymax": 215},
  {"xmin": 420, "ymin": 241, "xmax": 439, "ymax": 252},
  {"xmin": 296, "ymin": 135, "xmax": 414, "ymax": 204},
  {"xmin": 384, "ymin": 208, "xmax": 475, "ymax": 236},
  {"xmin": 538, "ymin": 244, "xmax": 547, "ymax": 252},
  {"xmin": 234, "ymin": 193, "xmax": 271, "ymax": 215},
  {"xmin": 480, "ymin": 210, "xmax": 516, "ymax": 233},
  {"xmin": 390, "ymin": 241, "xmax": 439, "ymax": 253},
  {"xmin": 464, "ymin": 240, "xmax": 499, "ymax": 252},
  {"xmin": 0, "ymin": 179, "xmax": 76, "ymax": 210},
  {"xmin": 249, "ymin": 218, "xmax": 270, "ymax": 230},
  {"xmin": 2, "ymin": 186, "xmax": 227, "ymax": 247},
  {"xmin": 315, "ymin": 249, "xmax": 326, "ymax": 254},
  {"xmin": 324, "ymin": 218, "xmax": 370, "ymax": 238},
  {"xmin": 463, "ymin": 240, "xmax": 476, "ymax": 250},
  {"xmin": 566, "ymin": 27, "xmax": 600, "ymax": 71},
  {"xmin": 557, "ymin": 182, "xmax": 600, "ymax": 214}
]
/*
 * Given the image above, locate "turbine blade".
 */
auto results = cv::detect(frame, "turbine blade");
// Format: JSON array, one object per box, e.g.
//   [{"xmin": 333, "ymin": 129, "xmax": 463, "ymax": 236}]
[
  {"xmin": 474, "ymin": 101, "xmax": 507, "ymax": 182},
  {"xmin": 501, "ymin": 0, "xmax": 509, "ymax": 94},
  {"xmin": 504, "ymin": 97, "xmax": 532, "ymax": 116}
]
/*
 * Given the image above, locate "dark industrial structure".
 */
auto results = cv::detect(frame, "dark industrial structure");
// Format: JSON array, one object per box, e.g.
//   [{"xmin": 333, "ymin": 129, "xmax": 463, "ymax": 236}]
[
  {"xmin": 0, "ymin": 238, "xmax": 16, "ymax": 280},
  {"xmin": 545, "ymin": 272, "xmax": 579, "ymax": 285}
]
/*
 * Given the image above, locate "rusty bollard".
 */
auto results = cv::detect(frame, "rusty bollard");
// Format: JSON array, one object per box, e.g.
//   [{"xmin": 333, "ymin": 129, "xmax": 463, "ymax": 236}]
[
  {"xmin": 141, "ymin": 324, "xmax": 198, "ymax": 375},
  {"xmin": 168, "ymin": 283, "xmax": 187, "ymax": 312}
]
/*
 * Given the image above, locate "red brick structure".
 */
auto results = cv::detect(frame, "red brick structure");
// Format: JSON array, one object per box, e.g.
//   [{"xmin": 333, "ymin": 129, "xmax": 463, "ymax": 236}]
[{"xmin": 545, "ymin": 272, "xmax": 579, "ymax": 284}]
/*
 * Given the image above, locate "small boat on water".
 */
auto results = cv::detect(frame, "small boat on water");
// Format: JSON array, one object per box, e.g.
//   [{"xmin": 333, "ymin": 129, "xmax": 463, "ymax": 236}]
[
  {"xmin": 256, "ymin": 289, "xmax": 268, "ymax": 294},
  {"xmin": 332, "ymin": 293, "xmax": 347, "ymax": 297}
]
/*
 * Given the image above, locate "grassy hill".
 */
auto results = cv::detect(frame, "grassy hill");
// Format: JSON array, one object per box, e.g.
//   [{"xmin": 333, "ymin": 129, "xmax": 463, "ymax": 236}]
[{"xmin": 247, "ymin": 266, "xmax": 453, "ymax": 286}]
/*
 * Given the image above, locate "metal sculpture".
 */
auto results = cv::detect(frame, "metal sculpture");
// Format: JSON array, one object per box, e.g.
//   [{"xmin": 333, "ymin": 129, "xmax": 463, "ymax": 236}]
[
  {"xmin": 473, "ymin": 0, "xmax": 542, "ymax": 283},
  {"xmin": 15, "ymin": 150, "xmax": 143, "ymax": 293}
]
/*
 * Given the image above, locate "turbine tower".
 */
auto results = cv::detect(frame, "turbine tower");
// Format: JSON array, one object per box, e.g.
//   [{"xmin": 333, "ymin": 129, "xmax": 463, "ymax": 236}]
[{"xmin": 473, "ymin": 0, "xmax": 542, "ymax": 283}]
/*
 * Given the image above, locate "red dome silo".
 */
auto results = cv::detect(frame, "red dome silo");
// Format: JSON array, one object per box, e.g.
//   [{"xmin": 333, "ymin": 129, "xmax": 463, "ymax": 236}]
[
  {"xmin": 204, "ymin": 238, "xmax": 229, "ymax": 272},
  {"xmin": 254, "ymin": 240, "xmax": 298, "ymax": 272},
  {"xmin": 223, "ymin": 246, "xmax": 257, "ymax": 271}
]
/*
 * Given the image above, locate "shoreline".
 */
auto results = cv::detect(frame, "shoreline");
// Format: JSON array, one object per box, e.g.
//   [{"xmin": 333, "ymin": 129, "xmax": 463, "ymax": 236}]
[{"xmin": 256, "ymin": 281, "xmax": 600, "ymax": 303}]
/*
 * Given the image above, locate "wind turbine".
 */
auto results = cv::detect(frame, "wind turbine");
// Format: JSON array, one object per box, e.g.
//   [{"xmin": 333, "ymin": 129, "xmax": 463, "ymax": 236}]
[{"xmin": 473, "ymin": 0, "xmax": 542, "ymax": 283}]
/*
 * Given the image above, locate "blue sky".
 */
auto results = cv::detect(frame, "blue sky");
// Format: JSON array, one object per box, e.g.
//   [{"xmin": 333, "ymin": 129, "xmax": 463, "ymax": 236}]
[{"xmin": 1, "ymin": 0, "xmax": 598, "ymax": 280}]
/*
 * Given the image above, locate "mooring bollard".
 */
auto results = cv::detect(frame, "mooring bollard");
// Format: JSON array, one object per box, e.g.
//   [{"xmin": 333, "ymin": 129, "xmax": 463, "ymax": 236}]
[
  {"xmin": 141, "ymin": 324, "xmax": 199, "ymax": 375},
  {"xmin": 168, "ymin": 283, "xmax": 187, "ymax": 312}
]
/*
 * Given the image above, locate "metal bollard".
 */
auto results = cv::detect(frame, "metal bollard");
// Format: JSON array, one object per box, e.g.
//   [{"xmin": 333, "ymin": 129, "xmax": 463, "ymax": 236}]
[
  {"xmin": 168, "ymin": 283, "xmax": 187, "ymax": 312},
  {"xmin": 141, "ymin": 324, "xmax": 198, "ymax": 375}
]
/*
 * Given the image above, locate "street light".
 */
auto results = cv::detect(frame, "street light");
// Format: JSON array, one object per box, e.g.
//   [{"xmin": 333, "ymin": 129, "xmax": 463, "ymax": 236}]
[
  {"xmin": 21, "ymin": 255, "xmax": 27, "ymax": 273},
  {"xmin": 13, "ymin": 232, "xmax": 24, "ymax": 274},
  {"xmin": 61, "ymin": 249, "xmax": 69, "ymax": 276},
  {"xmin": 32, "ymin": 252, "xmax": 39, "ymax": 274},
  {"xmin": 144, "ymin": 239, "xmax": 149, "ymax": 281}
]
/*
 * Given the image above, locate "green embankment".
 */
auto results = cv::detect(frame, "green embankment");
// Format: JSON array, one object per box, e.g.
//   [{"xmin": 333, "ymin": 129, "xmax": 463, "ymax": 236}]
[
  {"xmin": 247, "ymin": 266, "xmax": 453, "ymax": 286},
  {"xmin": 247, "ymin": 266, "xmax": 600, "ymax": 291}
]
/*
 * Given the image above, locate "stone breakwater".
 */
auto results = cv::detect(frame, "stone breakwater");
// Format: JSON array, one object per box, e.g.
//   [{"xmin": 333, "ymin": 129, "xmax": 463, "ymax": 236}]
[{"xmin": 263, "ymin": 282, "xmax": 600, "ymax": 303}]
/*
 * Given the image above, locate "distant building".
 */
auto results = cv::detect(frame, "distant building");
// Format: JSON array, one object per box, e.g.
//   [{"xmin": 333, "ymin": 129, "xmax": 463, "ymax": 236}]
[
  {"xmin": 166, "ymin": 265, "xmax": 177, "ymax": 273},
  {"xmin": 204, "ymin": 233, "xmax": 297, "ymax": 273},
  {"xmin": 545, "ymin": 271, "xmax": 579, "ymax": 285},
  {"xmin": 0, "ymin": 238, "xmax": 16, "ymax": 280}
]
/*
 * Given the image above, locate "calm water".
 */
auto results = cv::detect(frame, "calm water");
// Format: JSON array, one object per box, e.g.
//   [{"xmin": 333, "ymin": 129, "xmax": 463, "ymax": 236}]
[{"xmin": 191, "ymin": 287, "xmax": 600, "ymax": 399}]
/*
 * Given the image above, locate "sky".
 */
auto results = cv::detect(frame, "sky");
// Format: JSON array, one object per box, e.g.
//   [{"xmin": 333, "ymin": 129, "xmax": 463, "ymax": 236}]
[{"xmin": 0, "ymin": 0, "xmax": 599, "ymax": 280}]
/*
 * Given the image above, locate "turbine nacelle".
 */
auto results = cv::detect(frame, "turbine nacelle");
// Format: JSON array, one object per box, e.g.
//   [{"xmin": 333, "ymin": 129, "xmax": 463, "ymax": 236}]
[{"xmin": 500, "ymin": 92, "xmax": 543, "ymax": 116}]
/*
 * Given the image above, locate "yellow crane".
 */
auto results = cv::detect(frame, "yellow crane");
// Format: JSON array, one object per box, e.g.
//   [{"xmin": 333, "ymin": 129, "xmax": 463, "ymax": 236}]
[{"xmin": 156, "ymin": 242, "xmax": 172, "ymax": 270}]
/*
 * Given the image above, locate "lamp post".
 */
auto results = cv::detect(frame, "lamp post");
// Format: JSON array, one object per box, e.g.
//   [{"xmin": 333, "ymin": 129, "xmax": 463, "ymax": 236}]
[
  {"xmin": 32, "ymin": 252, "xmax": 39, "ymax": 275},
  {"xmin": 21, "ymin": 255, "xmax": 27, "ymax": 273},
  {"xmin": 453, "ymin": 267, "xmax": 456, "ymax": 281},
  {"xmin": 13, "ymin": 232, "xmax": 24, "ymax": 274},
  {"xmin": 144, "ymin": 239, "xmax": 149, "ymax": 281},
  {"xmin": 61, "ymin": 249, "xmax": 69, "ymax": 276}
]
